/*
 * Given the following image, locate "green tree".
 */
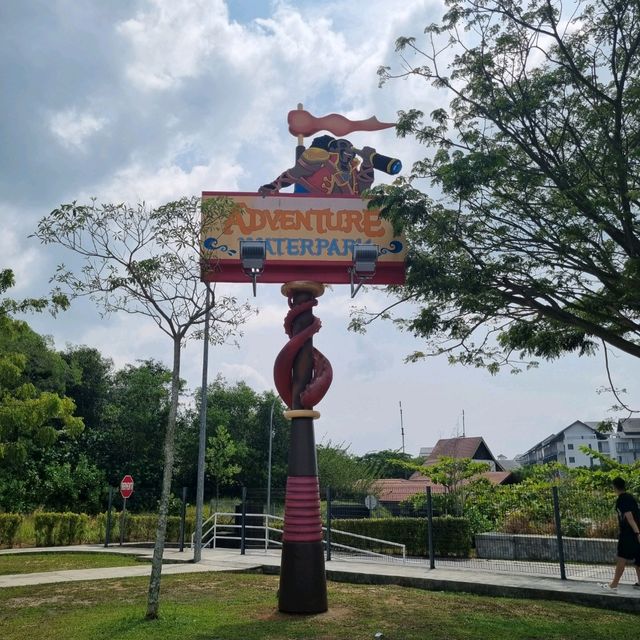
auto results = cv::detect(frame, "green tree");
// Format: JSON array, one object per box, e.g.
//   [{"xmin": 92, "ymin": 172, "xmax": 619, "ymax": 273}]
[
  {"xmin": 0, "ymin": 270, "xmax": 84, "ymax": 511},
  {"xmin": 206, "ymin": 424, "xmax": 242, "ymax": 506},
  {"xmin": 34, "ymin": 197, "xmax": 251, "ymax": 619},
  {"xmin": 359, "ymin": 0, "xmax": 640, "ymax": 373},
  {"xmin": 317, "ymin": 441, "xmax": 379, "ymax": 494},
  {"xmin": 95, "ymin": 360, "xmax": 173, "ymax": 505},
  {"xmin": 357, "ymin": 449, "xmax": 419, "ymax": 479},
  {"xmin": 176, "ymin": 379, "xmax": 289, "ymax": 495},
  {"xmin": 420, "ymin": 457, "xmax": 490, "ymax": 515}
]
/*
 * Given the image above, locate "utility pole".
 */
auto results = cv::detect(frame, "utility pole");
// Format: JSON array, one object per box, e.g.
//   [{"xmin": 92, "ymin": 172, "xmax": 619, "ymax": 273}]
[
  {"xmin": 194, "ymin": 286, "xmax": 211, "ymax": 563},
  {"xmin": 399, "ymin": 400, "xmax": 405, "ymax": 455}
]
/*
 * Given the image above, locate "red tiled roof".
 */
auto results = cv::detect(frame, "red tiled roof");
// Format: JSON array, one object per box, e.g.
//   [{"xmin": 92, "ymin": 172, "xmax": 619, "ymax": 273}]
[{"xmin": 374, "ymin": 470, "xmax": 513, "ymax": 503}]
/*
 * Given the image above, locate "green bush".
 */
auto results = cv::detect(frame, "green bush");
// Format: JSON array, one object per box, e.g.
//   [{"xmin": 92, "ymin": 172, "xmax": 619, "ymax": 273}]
[
  {"xmin": 331, "ymin": 516, "xmax": 470, "ymax": 558},
  {"xmin": 0, "ymin": 513, "xmax": 23, "ymax": 547},
  {"xmin": 34, "ymin": 512, "xmax": 89, "ymax": 546},
  {"xmin": 94, "ymin": 512, "xmax": 195, "ymax": 544}
]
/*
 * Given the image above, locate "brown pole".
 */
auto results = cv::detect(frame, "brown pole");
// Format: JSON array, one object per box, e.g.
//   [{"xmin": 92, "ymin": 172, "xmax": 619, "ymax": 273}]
[{"xmin": 277, "ymin": 281, "xmax": 328, "ymax": 614}]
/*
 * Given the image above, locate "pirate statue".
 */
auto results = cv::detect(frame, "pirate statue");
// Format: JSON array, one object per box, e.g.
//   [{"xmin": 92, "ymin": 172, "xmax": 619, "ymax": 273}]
[{"xmin": 258, "ymin": 135, "xmax": 378, "ymax": 196}]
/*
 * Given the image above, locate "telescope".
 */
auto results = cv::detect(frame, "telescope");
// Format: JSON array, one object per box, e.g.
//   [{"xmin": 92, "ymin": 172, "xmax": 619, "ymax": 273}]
[
  {"xmin": 336, "ymin": 142, "xmax": 402, "ymax": 175},
  {"xmin": 363, "ymin": 150, "xmax": 402, "ymax": 176}
]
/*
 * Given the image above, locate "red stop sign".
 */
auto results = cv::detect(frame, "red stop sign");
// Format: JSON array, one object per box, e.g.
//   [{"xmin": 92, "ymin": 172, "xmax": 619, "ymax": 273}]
[{"xmin": 120, "ymin": 475, "xmax": 134, "ymax": 499}]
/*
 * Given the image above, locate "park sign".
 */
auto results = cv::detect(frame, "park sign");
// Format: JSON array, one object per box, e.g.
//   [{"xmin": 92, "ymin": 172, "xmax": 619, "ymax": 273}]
[
  {"xmin": 200, "ymin": 191, "xmax": 407, "ymax": 285},
  {"xmin": 120, "ymin": 475, "xmax": 134, "ymax": 500}
]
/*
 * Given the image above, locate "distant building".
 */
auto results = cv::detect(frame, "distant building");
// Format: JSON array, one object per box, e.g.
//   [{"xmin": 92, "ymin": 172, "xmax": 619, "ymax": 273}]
[
  {"xmin": 423, "ymin": 436, "xmax": 506, "ymax": 472},
  {"xmin": 377, "ymin": 436, "xmax": 513, "ymax": 507},
  {"xmin": 517, "ymin": 419, "xmax": 640, "ymax": 468},
  {"xmin": 611, "ymin": 418, "xmax": 640, "ymax": 464},
  {"xmin": 496, "ymin": 454, "xmax": 521, "ymax": 471}
]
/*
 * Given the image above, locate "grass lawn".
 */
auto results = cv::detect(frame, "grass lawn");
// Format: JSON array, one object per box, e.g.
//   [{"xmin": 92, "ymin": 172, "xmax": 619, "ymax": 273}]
[
  {"xmin": 0, "ymin": 572, "xmax": 636, "ymax": 640},
  {"xmin": 0, "ymin": 552, "xmax": 142, "ymax": 575}
]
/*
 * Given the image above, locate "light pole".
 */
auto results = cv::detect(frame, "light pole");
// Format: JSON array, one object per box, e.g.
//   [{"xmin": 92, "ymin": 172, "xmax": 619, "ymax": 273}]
[
  {"xmin": 194, "ymin": 286, "xmax": 211, "ymax": 563},
  {"xmin": 267, "ymin": 396, "xmax": 276, "ymax": 516}
]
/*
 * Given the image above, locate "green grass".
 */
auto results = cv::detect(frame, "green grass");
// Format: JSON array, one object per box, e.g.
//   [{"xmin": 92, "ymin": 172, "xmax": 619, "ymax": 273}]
[
  {"xmin": 0, "ymin": 552, "xmax": 143, "ymax": 575},
  {"xmin": 0, "ymin": 572, "xmax": 636, "ymax": 640}
]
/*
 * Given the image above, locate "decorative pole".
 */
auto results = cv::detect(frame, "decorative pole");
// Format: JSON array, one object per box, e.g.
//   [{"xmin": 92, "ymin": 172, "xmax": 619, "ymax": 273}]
[{"xmin": 273, "ymin": 280, "xmax": 333, "ymax": 613}]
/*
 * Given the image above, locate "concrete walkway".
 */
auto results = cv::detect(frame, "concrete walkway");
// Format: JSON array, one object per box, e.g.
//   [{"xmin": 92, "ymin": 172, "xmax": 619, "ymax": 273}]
[{"xmin": 1, "ymin": 545, "xmax": 639, "ymax": 614}]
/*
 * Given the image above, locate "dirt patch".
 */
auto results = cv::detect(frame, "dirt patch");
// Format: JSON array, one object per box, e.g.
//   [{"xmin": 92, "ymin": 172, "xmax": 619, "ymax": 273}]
[{"xmin": 6, "ymin": 595, "xmax": 68, "ymax": 608}]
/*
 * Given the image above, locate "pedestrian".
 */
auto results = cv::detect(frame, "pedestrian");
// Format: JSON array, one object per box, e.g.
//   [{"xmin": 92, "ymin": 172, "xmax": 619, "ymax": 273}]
[{"xmin": 600, "ymin": 477, "xmax": 640, "ymax": 591}]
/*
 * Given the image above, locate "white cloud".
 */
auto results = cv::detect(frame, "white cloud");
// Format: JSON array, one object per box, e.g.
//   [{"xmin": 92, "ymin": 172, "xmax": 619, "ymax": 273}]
[
  {"xmin": 0, "ymin": 208, "xmax": 39, "ymax": 291},
  {"xmin": 117, "ymin": 0, "xmax": 240, "ymax": 90},
  {"xmin": 218, "ymin": 362, "xmax": 270, "ymax": 391},
  {"xmin": 49, "ymin": 108, "xmax": 107, "ymax": 149}
]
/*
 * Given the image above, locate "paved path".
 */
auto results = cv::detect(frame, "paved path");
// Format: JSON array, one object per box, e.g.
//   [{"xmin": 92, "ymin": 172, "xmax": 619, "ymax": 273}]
[{"xmin": 1, "ymin": 545, "xmax": 639, "ymax": 613}]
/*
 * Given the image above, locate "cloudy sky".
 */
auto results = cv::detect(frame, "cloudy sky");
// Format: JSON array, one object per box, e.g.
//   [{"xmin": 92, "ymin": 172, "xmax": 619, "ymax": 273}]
[{"xmin": 1, "ymin": 0, "xmax": 638, "ymax": 459}]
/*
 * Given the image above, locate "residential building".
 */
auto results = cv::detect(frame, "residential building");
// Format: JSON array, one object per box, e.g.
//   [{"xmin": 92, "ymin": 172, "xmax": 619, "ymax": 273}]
[{"xmin": 518, "ymin": 418, "xmax": 640, "ymax": 468}]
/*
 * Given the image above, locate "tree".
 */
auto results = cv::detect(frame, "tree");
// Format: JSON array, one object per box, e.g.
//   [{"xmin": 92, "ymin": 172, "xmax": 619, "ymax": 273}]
[
  {"xmin": 0, "ymin": 270, "xmax": 85, "ymax": 511},
  {"xmin": 316, "ymin": 441, "xmax": 379, "ymax": 494},
  {"xmin": 34, "ymin": 197, "xmax": 251, "ymax": 619},
  {"xmin": 205, "ymin": 424, "xmax": 242, "ymax": 506},
  {"xmin": 92, "ymin": 360, "xmax": 174, "ymax": 508},
  {"xmin": 358, "ymin": 0, "xmax": 640, "ymax": 375},
  {"xmin": 175, "ymin": 379, "xmax": 290, "ymax": 495},
  {"xmin": 357, "ymin": 449, "xmax": 420, "ymax": 479},
  {"xmin": 404, "ymin": 456, "xmax": 490, "ymax": 515},
  {"xmin": 0, "ymin": 271, "xmax": 81, "ymax": 467}
]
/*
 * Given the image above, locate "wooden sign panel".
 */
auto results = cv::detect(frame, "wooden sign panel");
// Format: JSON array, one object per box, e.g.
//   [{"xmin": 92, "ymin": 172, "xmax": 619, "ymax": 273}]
[{"xmin": 201, "ymin": 191, "xmax": 406, "ymax": 285}]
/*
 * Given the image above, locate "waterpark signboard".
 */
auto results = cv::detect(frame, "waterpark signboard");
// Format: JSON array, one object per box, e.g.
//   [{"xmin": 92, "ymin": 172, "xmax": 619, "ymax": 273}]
[{"xmin": 200, "ymin": 191, "xmax": 407, "ymax": 285}]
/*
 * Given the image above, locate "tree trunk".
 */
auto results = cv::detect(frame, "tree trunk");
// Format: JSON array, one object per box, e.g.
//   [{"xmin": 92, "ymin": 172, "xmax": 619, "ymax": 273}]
[{"xmin": 145, "ymin": 336, "xmax": 181, "ymax": 619}]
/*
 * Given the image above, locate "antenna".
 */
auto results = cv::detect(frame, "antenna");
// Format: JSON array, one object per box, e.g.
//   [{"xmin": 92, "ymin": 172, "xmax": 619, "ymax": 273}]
[
  {"xmin": 462, "ymin": 409, "xmax": 466, "ymax": 438},
  {"xmin": 399, "ymin": 400, "xmax": 405, "ymax": 455}
]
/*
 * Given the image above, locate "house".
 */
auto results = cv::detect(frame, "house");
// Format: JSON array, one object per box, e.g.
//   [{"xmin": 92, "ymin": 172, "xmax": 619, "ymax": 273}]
[
  {"xmin": 373, "ymin": 471, "xmax": 513, "ymax": 509},
  {"xmin": 423, "ymin": 436, "xmax": 507, "ymax": 472},
  {"xmin": 373, "ymin": 436, "xmax": 513, "ymax": 509}
]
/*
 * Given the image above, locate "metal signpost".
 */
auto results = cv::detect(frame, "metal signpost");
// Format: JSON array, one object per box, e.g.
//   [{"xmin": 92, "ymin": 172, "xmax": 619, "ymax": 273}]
[
  {"xmin": 200, "ymin": 105, "xmax": 406, "ymax": 614},
  {"xmin": 119, "ymin": 474, "xmax": 134, "ymax": 546}
]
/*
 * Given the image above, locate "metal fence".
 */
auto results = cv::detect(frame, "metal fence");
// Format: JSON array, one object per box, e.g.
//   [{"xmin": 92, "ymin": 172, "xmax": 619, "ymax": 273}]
[{"xmin": 215, "ymin": 484, "xmax": 637, "ymax": 585}]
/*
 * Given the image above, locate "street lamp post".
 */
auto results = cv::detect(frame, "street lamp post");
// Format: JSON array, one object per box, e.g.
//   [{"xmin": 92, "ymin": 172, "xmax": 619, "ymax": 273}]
[
  {"xmin": 194, "ymin": 286, "xmax": 211, "ymax": 563},
  {"xmin": 267, "ymin": 397, "xmax": 276, "ymax": 516}
]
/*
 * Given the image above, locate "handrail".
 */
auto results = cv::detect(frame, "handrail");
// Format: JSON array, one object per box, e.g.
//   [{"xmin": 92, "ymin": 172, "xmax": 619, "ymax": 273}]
[{"xmin": 191, "ymin": 511, "xmax": 405, "ymax": 562}]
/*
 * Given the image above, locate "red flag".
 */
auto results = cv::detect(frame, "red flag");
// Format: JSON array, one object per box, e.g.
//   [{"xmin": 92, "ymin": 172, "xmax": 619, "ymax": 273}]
[{"xmin": 288, "ymin": 109, "xmax": 395, "ymax": 138}]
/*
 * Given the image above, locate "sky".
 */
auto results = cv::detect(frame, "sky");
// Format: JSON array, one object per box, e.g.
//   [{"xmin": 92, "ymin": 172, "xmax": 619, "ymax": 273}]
[{"xmin": 1, "ymin": 0, "xmax": 638, "ymax": 460}]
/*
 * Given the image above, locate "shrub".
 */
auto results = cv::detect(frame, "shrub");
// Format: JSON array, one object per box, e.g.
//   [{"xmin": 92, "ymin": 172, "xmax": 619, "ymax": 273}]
[
  {"xmin": 0, "ymin": 513, "xmax": 23, "ymax": 547},
  {"xmin": 34, "ymin": 512, "xmax": 89, "ymax": 546},
  {"xmin": 330, "ymin": 516, "xmax": 471, "ymax": 558}
]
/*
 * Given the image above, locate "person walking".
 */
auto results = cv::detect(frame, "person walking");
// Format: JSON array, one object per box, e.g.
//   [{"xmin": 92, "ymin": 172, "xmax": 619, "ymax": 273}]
[{"xmin": 601, "ymin": 477, "xmax": 640, "ymax": 591}]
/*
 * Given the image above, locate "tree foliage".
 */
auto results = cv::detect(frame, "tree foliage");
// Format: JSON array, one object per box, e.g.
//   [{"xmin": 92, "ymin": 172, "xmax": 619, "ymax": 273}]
[
  {"xmin": 0, "ymin": 273, "xmax": 82, "ymax": 469},
  {"xmin": 34, "ymin": 196, "xmax": 252, "ymax": 619},
  {"xmin": 317, "ymin": 441, "xmax": 380, "ymax": 494},
  {"xmin": 206, "ymin": 424, "xmax": 242, "ymax": 502},
  {"xmin": 358, "ymin": 0, "xmax": 640, "ymax": 372}
]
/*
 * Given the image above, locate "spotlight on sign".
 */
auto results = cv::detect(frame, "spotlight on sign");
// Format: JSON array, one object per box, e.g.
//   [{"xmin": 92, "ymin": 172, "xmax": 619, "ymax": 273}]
[
  {"xmin": 349, "ymin": 243, "xmax": 378, "ymax": 298},
  {"xmin": 240, "ymin": 240, "xmax": 267, "ymax": 296}
]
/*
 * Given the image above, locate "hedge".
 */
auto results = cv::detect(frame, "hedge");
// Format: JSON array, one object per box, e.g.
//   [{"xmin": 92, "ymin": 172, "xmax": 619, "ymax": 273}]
[
  {"xmin": 331, "ymin": 516, "xmax": 471, "ymax": 558},
  {"xmin": 0, "ymin": 513, "xmax": 23, "ymax": 547},
  {"xmin": 34, "ymin": 512, "xmax": 89, "ymax": 546},
  {"xmin": 95, "ymin": 512, "xmax": 196, "ymax": 544}
]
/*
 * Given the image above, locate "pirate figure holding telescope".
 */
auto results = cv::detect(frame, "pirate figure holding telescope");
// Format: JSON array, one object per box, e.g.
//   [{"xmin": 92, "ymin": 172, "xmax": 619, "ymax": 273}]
[{"xmin": 259, "ymin": 107, "xmax": 402, "ymax": 196}]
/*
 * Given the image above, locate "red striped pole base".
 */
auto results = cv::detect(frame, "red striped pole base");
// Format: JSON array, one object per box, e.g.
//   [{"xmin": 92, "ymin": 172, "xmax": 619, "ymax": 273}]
[{"xmin": 279, "ymin": 476, "xmax": 327, "ymax": 613}]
